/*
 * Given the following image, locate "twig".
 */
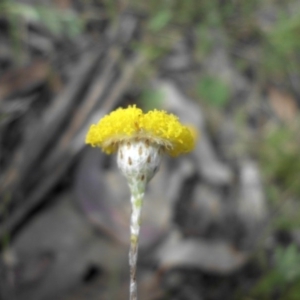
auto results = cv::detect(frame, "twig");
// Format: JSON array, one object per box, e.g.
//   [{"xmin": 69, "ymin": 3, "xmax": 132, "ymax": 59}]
[{"xmin": 0, "ymin": 52, "xmax": 143, "ymax": 240}]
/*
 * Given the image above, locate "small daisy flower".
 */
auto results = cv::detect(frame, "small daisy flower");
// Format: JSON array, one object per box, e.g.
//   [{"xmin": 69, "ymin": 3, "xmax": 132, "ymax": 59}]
[{"xmin": 86, "ymin": 105, "xmax": 196, "ymax": 300}]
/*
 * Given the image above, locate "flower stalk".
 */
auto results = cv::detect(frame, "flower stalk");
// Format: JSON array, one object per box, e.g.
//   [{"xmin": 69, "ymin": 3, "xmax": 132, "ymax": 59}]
[
  {"xmin": 128, "ymin": 181, "xmax": 145, "ymax": 300},
  {"xmin": 117, "ymin": 140, "xmax": 162, "ymax": 299}
]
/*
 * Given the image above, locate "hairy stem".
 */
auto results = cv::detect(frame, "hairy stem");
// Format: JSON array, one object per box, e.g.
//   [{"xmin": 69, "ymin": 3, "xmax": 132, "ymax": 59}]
[{"xmin": 128, "ymin": 180, "xmax": 145, "ymax": 300}]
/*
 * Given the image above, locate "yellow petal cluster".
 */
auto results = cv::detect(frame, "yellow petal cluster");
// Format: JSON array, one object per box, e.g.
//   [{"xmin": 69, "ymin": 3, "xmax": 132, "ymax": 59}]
[{"xmin": 85, "ymin": 105, "xmax": 196, "ymax": 156}]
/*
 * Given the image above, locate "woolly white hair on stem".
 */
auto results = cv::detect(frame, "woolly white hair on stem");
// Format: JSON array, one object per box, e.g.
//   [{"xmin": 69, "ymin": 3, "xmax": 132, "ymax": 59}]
[{"xmin": 117, "ymin": 140, "xmax": 162, "ymax": 299}]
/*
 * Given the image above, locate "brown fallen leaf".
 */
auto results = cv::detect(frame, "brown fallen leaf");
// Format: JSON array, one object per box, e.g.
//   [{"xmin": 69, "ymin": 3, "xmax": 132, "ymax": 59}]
[{"xmin": 268, "ymin": 86, "xmax": 299, "ymax": 123}]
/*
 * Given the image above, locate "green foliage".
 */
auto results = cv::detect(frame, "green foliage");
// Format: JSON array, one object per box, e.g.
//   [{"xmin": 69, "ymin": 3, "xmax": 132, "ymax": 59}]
[
  {"xmin": 258, "ymin": 120, "xmax": 300, "ymax": 232},
  {"xmin": 102, "ymin": 0, "xmax": 300, "ymax": 84},
  {"xmin": 36, "ymin": 6, "xmax": 83, "ymax": 38},
  {"xmin": 134, "ymin": 39, "xmax": 172, "ymax": 62},
  {"xmin": 250, "ymin": 118, "xmax": 300, "ymax": 300},
  {"xmin": 0, "ymin": 1, "xmax": 84, "ymax": 63},
  {"xmin": 195, "ymin": 24, "xmax": 214, "ymax": 58},
  {"xmin": 261, "ymin": 4, "xmax": 300, "ymax": 78},
  {"xmin": 252, "ymin": 244, "xmax": 300, "ymax": 300},
  {"xmin": 277, "ymin": 203, "xmax": 300, "ymax": 240},
  {"xmin": 0, "ymin": 1, "xmax": 84, "ymax": 38},
  {"xmin": 259, "ymin": 123, "xmax": 300, "ymax": 200},
  {"xmin": 196, "ymin": 76, "xmax": 230, "ymax": 108},
  {"xmin": 267, "ymin": 10, "xmax": 300, "ymax": 58},
  {"xmin": 252, "ymin": 270, "xmax": 284, "ymax": 298},
  {"xmin": 148, "ymin": 10, "xmax": 172, "ymax": 32}
]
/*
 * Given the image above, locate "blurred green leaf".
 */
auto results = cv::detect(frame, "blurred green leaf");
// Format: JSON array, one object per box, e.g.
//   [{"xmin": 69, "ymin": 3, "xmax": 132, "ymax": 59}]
[
  {"xmin": 36, "ymin": 6, "xmax": 83, "ymax": 37},
  {"xmin": 4, "ymin": 3, "xmax": 40, "ymax": 21},
  {"xmin": 268, "ymin": 11, "xmax": 300, "ymax": 57},
  {"xmin": 281, "ymin": 280, "xmax": 300, "ymax": 300},
  {"xmin": 148, "ymin": 10, "xmax": 172, "ymax": 32},
  {"xmin": 195, "ymin": 24, "xmax": 214, "ymax": 58},
  {"xmin": 0, "ymin": 2, "xmax": 83, "ymax": 38},
  {"xmin": 259, "ymin": 123, "xmax": 300, "ymax": 200},
  {"xmin": 276, "ymin": 244, "xmax": 300, "ymax": 282},
  {"xmin": 252, "ymin": 244, "xmax": 300, "ymax": 299},
  {"xmin": 196, "ymin": 76, "xmax": 230, "ymax": 107},
  {"xmin": 253, "ymin": 270, "xmax": 285, "ymax": 298}
]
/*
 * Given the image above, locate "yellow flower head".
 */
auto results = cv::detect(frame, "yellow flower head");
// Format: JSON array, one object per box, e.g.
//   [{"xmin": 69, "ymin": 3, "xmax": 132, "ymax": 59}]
[{"xmin": 85, "ymin": 105, "xmax": 196, "ymax": 156}]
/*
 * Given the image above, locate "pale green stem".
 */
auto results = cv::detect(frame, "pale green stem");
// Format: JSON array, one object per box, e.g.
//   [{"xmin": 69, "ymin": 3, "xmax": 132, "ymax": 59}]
[{"xmin": 128, "ymin": 179, "xmax": 146, "ymax": 300}]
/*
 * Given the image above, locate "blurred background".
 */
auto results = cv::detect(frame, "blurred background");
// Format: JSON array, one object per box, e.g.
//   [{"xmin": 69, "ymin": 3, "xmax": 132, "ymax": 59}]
[{"xmin": 1, "ymin": 0, "xmax": 300, "ymax": 299}]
